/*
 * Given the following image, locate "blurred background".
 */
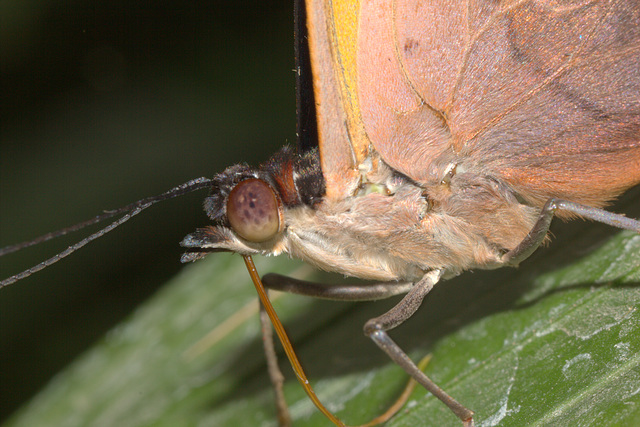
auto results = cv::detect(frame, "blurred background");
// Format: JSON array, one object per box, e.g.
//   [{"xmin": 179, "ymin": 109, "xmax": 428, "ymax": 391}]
[{"xmin": 0, "ymin": 0, "xmax": 295, "ymax": 420}]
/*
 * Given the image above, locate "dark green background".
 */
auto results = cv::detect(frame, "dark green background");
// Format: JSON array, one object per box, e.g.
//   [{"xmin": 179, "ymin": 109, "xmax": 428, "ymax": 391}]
[{"xmin": 0, "ymin": 1, "xmax": 294, "ymax": 421}]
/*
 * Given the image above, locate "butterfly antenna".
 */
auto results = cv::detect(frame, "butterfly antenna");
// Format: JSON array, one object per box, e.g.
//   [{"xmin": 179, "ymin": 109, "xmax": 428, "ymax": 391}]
[{"xmin": 0, "ymin": 177, "xmax": 213, "ymax": 288}]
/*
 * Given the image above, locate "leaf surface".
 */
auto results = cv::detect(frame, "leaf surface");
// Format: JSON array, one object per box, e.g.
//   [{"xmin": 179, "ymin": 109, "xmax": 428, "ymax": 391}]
[{"xmin": 5, "ymin": 218, "xmax": 639, "ymax": 427}]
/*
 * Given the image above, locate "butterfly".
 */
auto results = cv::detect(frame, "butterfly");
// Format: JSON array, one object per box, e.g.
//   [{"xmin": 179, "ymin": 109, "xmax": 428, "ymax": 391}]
[{"xmin": 2, "ymin": 0, "xmax": 639, "ymax": 426}]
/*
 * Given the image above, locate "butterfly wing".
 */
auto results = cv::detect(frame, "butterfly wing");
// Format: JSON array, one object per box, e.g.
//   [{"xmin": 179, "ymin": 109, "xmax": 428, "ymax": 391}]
[{"xmin": 308, "ymin": 0, "xmax": 640, "ymax": 208}]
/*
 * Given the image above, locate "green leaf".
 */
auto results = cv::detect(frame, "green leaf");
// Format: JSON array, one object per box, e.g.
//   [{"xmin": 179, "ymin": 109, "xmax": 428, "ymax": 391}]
[{"xmin": 4, "ymin": 223, "xmax": 639, "ymax": 427}]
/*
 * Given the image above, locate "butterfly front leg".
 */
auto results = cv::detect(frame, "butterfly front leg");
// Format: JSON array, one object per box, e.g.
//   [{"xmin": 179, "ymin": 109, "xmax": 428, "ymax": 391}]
[
  {"xmin": 361, "ymin": 269, "xmax": 475, "ymax": 427},
  {"xmin": 258, "ymin": 296, "xmax": 291, "ymax": 427},
  {"xmin": 263, "ymin": 269, "xmax": 476, "ymax": 426},
  {"xmin": 261, "ymin": 273, "xmax": 413, "ymax": 301}
]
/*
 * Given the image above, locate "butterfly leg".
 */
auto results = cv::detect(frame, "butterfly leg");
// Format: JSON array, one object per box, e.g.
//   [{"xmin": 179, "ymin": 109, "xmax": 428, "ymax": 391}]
[
  {"xmin": 259, "ymin": 295, "xmax": 291, "ymax": 427},
  {"xmin": 502, "ymin": 198, "xmax": 640, "ymax": 267},
  {"xmin": 262, "ymin": 273, "xmax": 413, "ymax": 301},
  {"xmin": 362, "ymin": 269, "xmax": 475, "ymax": 426},
  {"xmin": 263, "ymin": 269, "xmax": 474, "ymax": 425}
]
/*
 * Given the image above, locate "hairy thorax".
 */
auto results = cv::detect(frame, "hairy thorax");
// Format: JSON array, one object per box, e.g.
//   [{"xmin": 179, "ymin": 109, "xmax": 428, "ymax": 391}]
[{"xmin": 282, "ymin": 157, "xmax": 540, "ymax": 282}]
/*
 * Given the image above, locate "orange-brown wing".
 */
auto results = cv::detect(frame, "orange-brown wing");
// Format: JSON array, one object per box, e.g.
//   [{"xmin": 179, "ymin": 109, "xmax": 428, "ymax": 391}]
[
  {"xmin": 312, "ymin": 0, "xmax": 639, "ymax": 208},
  {"xmin": 456, "ymin": 0, "xmax": 640, "ymax": 207},
  {"xmin": 305, "ymin": 0, "xmax": 365, "ymax": 201}
]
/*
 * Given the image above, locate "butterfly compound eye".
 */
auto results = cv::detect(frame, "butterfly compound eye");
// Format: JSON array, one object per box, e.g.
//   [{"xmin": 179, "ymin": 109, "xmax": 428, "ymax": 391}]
[{"xmin": 227, "ymin": 179, "xmax": 281, "ymax": 242}]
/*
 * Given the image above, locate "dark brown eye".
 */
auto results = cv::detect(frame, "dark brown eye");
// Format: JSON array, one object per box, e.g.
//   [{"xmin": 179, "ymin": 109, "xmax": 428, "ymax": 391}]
[{"xmin": 226, "ymin": 179, "xmax": 281, "ymax": 242}]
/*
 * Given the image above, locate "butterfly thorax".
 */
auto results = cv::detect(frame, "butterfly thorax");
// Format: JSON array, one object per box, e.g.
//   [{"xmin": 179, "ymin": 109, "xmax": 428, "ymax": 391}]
[{"xmin": 182, "ymin": 147, "xmax": 540, "ymax": 282}]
